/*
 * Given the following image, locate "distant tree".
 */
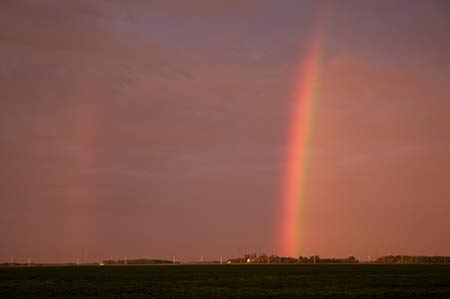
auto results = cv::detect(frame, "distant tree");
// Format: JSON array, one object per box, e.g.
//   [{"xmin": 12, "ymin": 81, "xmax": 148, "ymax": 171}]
[{"xmin": 374, "ymin": 255, "xmax": 449, "ymax": 264}]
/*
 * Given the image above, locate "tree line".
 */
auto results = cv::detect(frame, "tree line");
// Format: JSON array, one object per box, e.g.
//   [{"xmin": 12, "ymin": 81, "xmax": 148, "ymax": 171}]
[
  {"xmin": 102, "ymin": 258, "xmax": 174, "ymax": 265},
  {"xmin": 227, "ymin": 254, "xmax": 358, "ymax": 264},
  {"xmin": 374, "ymin": 255, "xmax": 450, "ymax": 264},
  {"xmin": 226, "ymin": 254, "xmax": 450, "ymax": 264}
]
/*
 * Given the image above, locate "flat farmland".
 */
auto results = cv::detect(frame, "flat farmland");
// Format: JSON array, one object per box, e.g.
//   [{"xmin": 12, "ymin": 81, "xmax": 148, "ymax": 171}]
[{"xmin": 1, "ymin": 264, "xmax": 450, "ymax": 298}]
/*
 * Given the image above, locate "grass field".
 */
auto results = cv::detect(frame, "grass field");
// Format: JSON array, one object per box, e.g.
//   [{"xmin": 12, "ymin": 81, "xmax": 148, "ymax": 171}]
[{"xmin": 1, "ymin": 264, "xmax": 450, "ymax": 298}]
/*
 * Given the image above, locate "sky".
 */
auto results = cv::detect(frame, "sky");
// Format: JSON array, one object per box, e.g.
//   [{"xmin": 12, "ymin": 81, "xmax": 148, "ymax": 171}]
[{"xmin": 1, "ymin": 0, "xmax": 450, "ymax": 263}]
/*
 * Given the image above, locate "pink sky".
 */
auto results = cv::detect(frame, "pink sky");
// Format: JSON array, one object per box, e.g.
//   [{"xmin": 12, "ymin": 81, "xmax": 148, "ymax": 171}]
[{"xmin": 0, "ymin": 0, "xmax": 449, "ymax": 262}]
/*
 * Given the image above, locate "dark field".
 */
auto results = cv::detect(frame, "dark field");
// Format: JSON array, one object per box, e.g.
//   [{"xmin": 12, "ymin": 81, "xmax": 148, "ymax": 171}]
[{"xmin": 1, "ymin": 264, "xmax": 450, "ymax": 298}]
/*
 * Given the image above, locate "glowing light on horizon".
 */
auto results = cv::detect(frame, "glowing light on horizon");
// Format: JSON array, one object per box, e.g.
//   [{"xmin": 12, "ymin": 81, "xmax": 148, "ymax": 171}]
[{"xmin": 279, "ymin": 13, "xmax": 329, "ymax": 257}]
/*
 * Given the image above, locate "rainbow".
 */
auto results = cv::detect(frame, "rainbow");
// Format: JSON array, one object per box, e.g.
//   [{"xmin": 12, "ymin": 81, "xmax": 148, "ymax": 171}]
[
  {"xmin": 66, "ymin": 98, "xmax": 100, "ymax": 260},
  {"xmin": 279, "ymin": 13, "xmax": 329, "ymax": 257}
]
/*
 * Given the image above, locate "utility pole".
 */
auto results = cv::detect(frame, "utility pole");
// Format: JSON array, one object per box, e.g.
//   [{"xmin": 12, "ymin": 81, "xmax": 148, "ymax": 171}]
[
  {"xmin": 201, "ymin": 256, "xmax": 204, "ymax": 263},
  {"xmin": 173, "ymin": 256, "xmax": 176, "ymax": 264},
  {"xmin": 220, "ymin": 256, "xmax": 223, "ymax": 264},
  {"xmin": 27, "ymin": 258, "xmax": 31, "ymax": 267}
]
